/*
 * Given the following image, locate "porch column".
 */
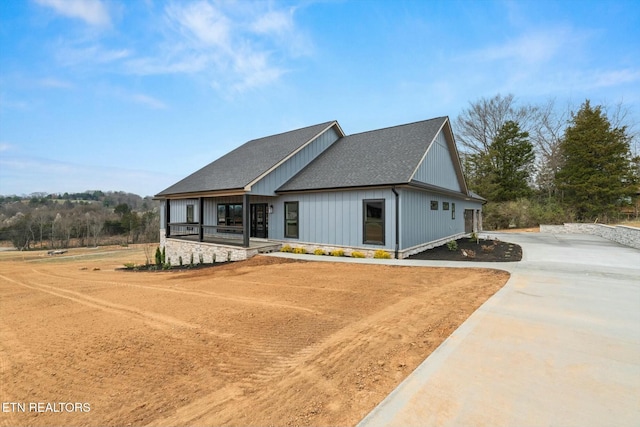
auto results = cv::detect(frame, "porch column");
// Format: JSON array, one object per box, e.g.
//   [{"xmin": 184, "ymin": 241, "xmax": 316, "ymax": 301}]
[
  {"xmin": 165, "ymin": 199, "xmax": 171, "ymax": 238},
  {"xmin": 243, "ymin": 193, "xmax": 250, "ymax": 247},
  {"xmin": 198, "ymin": 197, "xmax": 204, "ymax": 242}
]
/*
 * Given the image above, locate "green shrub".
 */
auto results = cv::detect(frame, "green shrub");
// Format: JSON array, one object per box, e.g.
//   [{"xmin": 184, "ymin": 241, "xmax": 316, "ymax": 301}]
[
  {"xmin": 331, "ymin": 249, "xmax": 345, "ymax": 257},
  {"xmin": 178, "ymin": 256, "xmax": 183, "ymax": 266},
  {"xmin": 281, "ymin": 244, "xmax": 293, "ymax": 253},
  {"xmin": 190, "ymin": 253, "xmax": 194, "ymax": 266},
  {"xmin": 161, "ymin": 247, "xmax": 166, "ymax": 264},
  {"xmin": 447, "ymin": 240, "xmax": 458, "ymax": 251},
  {"xmin": 373, "ymin": 249, "xmax": 391, "ymax": 259},
  {"xmin": 351, "ymin": 251, "xmax": 366, "ymax": 258},
  {"xmin": 313, "ymin": 248, "xmax": 325, "ymax": 256},
  {"xmin": 155, "ymin": 247, "xmax": 162, "ymax": 266},
  {"xmin": 293, "ymin": 247, "xmax": 307, "ymax": 254}
]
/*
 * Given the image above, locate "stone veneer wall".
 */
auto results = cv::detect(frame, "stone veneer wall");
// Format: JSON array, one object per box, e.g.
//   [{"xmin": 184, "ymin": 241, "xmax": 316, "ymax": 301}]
[
  {"xmin": 540, "ymin": 223, "xmax": 640, "ymax": 249},
  {"xmin": 159, "ymin": 229, "xmax": 259, "ymax": 265}
]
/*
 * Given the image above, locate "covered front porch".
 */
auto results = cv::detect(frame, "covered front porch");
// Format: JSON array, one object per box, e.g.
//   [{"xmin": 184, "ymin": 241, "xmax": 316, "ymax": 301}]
[
  {"xmin": 159, "ymin": 192, "xmax": 280, "ymax": 265},
  {"xmin": 163, "ymin": 193, "xmax": 276, "ymax": 248}
]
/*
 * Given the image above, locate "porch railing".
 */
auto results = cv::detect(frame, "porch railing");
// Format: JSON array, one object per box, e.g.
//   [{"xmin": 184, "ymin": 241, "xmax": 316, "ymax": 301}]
[{"xmin": 167, "ymin": 223, "xmax": 244, "ymax": 239}]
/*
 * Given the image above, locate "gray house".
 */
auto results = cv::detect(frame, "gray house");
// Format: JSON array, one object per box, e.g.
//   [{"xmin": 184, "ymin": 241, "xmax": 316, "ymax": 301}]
[{"xmin": 156, "ymin": 117, "xmax": 484, "ymax": 263}]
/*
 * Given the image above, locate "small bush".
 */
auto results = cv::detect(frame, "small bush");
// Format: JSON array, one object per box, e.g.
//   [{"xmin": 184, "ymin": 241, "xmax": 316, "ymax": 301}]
[
  {"xmin": 155, "ymin": 247, "xmax": 162, "ymax": 266},
  {"xmin": 447, "ymin": 240, "xmax": 458, "ymax": 251},
  {"xmin": 190, "ymin": 253, "xmax": 194, "ymax": 266},
  {"xmin": 199, "ymin": 253, "xmax": 204, "ymax": 264},
  {"xmin": 178, "ymin": 256, "xmax": 183, "ymax": 266},
  {"xmin": 281, "ymin": 244, "xmax": 293, "ymax": 253},
  {"xmin": 293, "ymin": 247, "xmax": 307, "ymax": 254},
  {"xmin": 351, "ymin": 251, "xmax": 366, "ymax": 258},
  {"xmin": 123, "ymin": 262, "xmax": 136, "ymax": 269},
  {"xmin": 331, "ymin": 249, "xmax": 345, "ymax": 257},
  {"xmin": 373, "ymin": 249, "xmax": 391, "ymax": 259},
  {"xmin": 313, "ymin": 248, "xmax": 325, "ymax": 256}
]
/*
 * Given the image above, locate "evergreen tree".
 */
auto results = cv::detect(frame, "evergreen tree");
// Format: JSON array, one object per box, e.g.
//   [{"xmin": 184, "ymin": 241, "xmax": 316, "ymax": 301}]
[
  {"xmin": 490, "ymin": 121, "xmax": 535, "ymax": 201},
  {"xmin": 465, "ymin": 120, "xmax": 535, "ymax": 202},
  {"xmin": 555, "ymin": 100, "xmax": 637, "ymax": 220}
]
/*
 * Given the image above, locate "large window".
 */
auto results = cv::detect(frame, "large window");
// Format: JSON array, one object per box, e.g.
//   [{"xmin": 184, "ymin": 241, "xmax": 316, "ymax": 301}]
[
  {"xmin": 217, "ymin": 203, "xmax": 243, "ymax": 233},
  {"xmin": 284, "ymin": 202, "xmax": 299, "ymax": 238},
  {"xmin": 363, "ymin": 199, "xmax": 385, "ymax": 245}
]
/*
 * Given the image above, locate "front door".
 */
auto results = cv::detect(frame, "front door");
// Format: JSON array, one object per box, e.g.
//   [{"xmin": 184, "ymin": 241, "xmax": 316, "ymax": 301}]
[{"xmin": 250, "ymin": 204, "xmax": 268, "ymax": 238}]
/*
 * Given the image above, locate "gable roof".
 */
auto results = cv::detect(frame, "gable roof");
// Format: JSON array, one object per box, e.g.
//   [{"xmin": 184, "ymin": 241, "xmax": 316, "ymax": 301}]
[
  {"xmin": 277, "ymin": 117, "xmax": 457, "ymax": 192},
  {"xmin": 156, "ymin": 121, "xmax": 339, "ymax": 197}
]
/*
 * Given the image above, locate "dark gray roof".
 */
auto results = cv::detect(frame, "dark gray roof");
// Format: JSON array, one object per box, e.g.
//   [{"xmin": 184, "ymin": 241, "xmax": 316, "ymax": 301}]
[
  {"xmin": 277, "ymin": 117, "xmax": 448, "ymax": 192},
  {"xmin": 156, "ymin": 121, "xmax": 336, "ymax": 196}
]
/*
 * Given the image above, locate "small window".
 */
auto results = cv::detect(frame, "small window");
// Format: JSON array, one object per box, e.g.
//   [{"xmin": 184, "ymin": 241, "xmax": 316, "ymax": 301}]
[
  {"xmin": 363, "ymin": 199, "xmax": 385, "ymax": 245},
  {"xmin": 430, "ymin": 201, "xmax": 438, "ymax": 210},
  {"xmin": 443, "ymin": 202, "xmax": 450, "ymax": 210},
  {"xmin": 284, "ymin": 202, "xmax": 299, "ymax": 238},
  {"xmin": 186, "ymin": 204, "xmax": 195, "ymax": 223},
  {"xmin": 452, "ymin": 203, "xmax": 456, "ymax": 220}
]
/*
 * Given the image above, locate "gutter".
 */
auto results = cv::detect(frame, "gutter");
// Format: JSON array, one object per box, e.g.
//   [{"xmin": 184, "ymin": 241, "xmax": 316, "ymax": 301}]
[{"xmin": 391, "ymin": 186, "xmax": 400, "ymax": 259}]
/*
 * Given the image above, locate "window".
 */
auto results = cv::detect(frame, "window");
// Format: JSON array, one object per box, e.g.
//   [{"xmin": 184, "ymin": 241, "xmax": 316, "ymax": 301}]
[
  {"xmin": 443, "ymin": 202, "xmax": 450, "ymax": 210},
  {"xmin": 452, "ymin": 202, "xmax": 456, "ymax": 220},
  {"xmin": 431, "ymin": 200, "xmax": 439, "ymax": 210},
  {"xmin": 363, "ymin": 199, "xmax": 385, "ymax": 245},
  {"xmin": 217, "ymin": 203, "xmax": 243, "ymax": 233},
  {"xmin": 186, "ymin": 204, "xmax": 195, "ymax": 223},
  {"xmin": 284, "ymin": 202, "xmax": 299, "ymax": 238}
]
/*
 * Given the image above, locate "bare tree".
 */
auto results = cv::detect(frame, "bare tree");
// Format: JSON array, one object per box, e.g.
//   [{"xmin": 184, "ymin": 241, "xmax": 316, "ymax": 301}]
[{"xmin": 454, "ymin": 93, "xmax": 539, "ymax": 157}]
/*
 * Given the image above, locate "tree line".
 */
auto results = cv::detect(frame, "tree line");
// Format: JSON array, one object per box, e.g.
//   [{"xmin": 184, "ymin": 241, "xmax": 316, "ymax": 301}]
[
  {"xmin": 455, "ymin": 94, "xmax": 639, "ymax": 229},
  {"xmin": 0, "ymin": 191, "xmax": 160, "ymax": 250}
]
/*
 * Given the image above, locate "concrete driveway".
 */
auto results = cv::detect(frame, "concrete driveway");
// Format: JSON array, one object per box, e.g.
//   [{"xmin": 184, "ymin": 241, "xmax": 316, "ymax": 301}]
[{"xmin": 358, "ymin": 232, "xmax": 640, "ymax": 427}]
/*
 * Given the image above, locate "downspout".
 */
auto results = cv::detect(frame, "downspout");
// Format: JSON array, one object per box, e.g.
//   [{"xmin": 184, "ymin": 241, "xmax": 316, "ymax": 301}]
[{"xmin": 391, "ymin": 186, "xmax": 400, "ymax": 259}]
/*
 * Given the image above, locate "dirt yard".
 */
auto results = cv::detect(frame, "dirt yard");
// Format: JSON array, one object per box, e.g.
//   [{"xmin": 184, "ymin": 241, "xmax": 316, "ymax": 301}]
[{"xmin": 0, "ymin": 245, "xmax": 509, "ymax": 427}]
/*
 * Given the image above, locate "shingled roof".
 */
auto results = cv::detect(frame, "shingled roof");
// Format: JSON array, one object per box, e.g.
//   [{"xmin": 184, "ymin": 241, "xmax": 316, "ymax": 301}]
[
  {"xmin": 156, "ymin": 121, "xmax": 337, "ymax": 197},
  {"xmin": 277, "ymin": 117, "xmax": 449, "ymax": 192}
]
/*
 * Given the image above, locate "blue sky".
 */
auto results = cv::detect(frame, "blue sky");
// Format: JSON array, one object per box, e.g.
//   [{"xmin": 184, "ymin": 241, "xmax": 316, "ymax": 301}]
[{"xmin": 1, "ymin": 0, "xmax": 639, "ymax": 197}]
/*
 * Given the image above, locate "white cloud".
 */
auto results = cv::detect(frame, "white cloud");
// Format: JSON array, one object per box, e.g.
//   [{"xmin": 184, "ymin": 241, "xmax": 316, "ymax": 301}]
[
  {"xmin": 124, "ymin": 1, "xmax": 310, "ymax": 94},
  {"xmin": 589, "ymin": 69, "xmax": 640, "ymax": 88},
  {"xmin": 35, "ymin": 0, "xmax": 111, "ymax": 27},
  {"xmin": 56, "ymin": 44, "xmax": 131, "ymax": 66},
  {"xmin": 166, "ymin": 1, "xmax": 231, "ymax": 48},
  {"xmin": 251, "ymin": 10, "xmax": 293, "ymax": 35},
  {"xmin": 468, "ymin": 28, "xmax": 574, "ymax": 65},
  {"xmin": 38, "ymin": 77, "xmax": 74, "ymax": 89},
  {"xmin": 129, "ymin": 93, "xmax": 168, "ymax": 110},
  {"xmin": 0, "ymin": 143, "xmax": 13, "ymax": 152}
]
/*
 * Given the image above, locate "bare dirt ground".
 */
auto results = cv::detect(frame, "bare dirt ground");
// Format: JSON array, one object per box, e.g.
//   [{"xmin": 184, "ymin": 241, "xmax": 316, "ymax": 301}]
[{"xmin": 0, "ymin": 245, "xmax": 509, "ymax": 427}]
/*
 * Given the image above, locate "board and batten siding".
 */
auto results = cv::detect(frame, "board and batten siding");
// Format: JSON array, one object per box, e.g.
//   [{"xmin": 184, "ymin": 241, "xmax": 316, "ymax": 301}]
[
  {"xmin": 412, "ymin": 130, "xmax": 462, "ymax": 192},
  {"xmin": 250, "ymin": 127, "xmax": 341, "ymax": 196},
  {"xmin": 400, "ymin": 189, "xmax": 482, "ymax": 249},
  {"xmin": 271, "ymin": 189, "xmax": 396, "ymax": 251}
]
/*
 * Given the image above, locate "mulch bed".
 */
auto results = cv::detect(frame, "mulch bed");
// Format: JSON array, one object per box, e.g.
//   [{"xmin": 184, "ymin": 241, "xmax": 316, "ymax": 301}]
[{"xmin": 409, "ymin": 237, "xmax": 522, "ymax": 262}]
